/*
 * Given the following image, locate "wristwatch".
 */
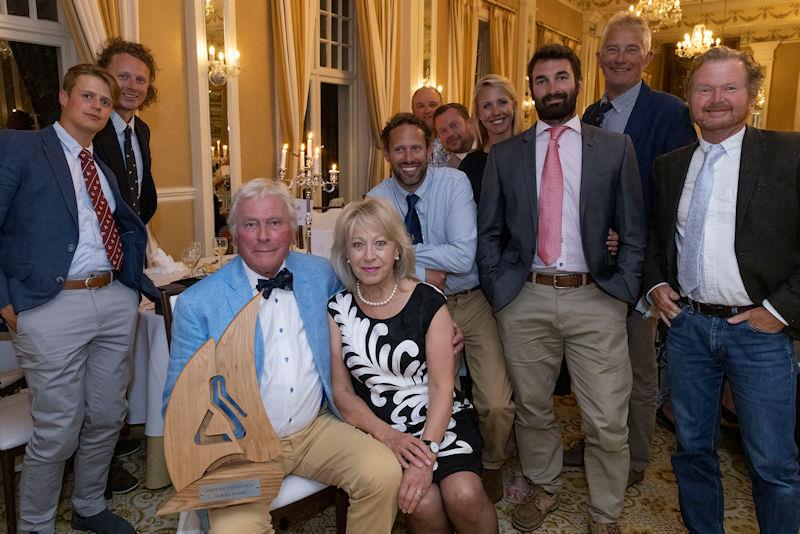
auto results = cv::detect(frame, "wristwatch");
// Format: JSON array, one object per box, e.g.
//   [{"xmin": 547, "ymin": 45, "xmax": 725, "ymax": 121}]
[{"xmin": 422, "ymin": 439, "xmax": 440, "ymax": 454}]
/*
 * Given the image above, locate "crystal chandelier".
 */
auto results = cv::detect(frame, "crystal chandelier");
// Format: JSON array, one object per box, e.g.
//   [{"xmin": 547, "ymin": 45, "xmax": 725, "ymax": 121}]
[
  {"xmin": 675, "ymin": 24, "xmax": 721, "ymax": 58},
  {"xmin": 628, "ymin": 0, "xmax": 682, "ymax": 30}
]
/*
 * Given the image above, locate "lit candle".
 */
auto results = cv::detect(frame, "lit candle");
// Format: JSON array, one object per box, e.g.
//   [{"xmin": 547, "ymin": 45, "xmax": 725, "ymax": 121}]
[
  {"xmin": 216, "ymin": 139, "xmax": 221, "ymax": 154},
  {"xmin": 211, "ymin": 145, "xmax": 215, "ymax": 158},
  {"xmin": 313, "ymin": 147, "xmax": 320, "ymax": 174},
  {"xmin": 218, "ymin": 51, "xmax": 225, "ymax": 63},
  {"xmin": 222, "ymin": 144, "xmax": 228, "ymax": 159},
  {"xmin": 306, "ymin": 132, "xmax": 313, "ymax": 159},
  {"xmin": 208, "ymin": 45, "xmax": 215, "ymax": 62},
  {"xmin": 330, "ymin": 163, "xmax": 339, "ymax": 182},
  {"xmin": 299, "ymin": 142, "xmax": 305, "ymax": 168},
  {"xmin": 280, "ymin": 143, "xmax": 288, "ymax": 169}
]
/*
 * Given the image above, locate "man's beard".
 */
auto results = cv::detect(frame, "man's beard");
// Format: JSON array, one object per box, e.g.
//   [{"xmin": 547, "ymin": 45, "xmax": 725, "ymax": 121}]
[{"xmin": 535, "ymin": 90, "xmax": 578, "ymax": 122}]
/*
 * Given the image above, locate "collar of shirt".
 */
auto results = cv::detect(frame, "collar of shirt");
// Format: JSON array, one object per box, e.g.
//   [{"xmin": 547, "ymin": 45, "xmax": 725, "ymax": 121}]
[
  {"xmin": 535, "ymin": 114, "xmax": 582, "ymax": 139},
  {"xmin": 54, "ymin": 121, "xmax": 93, "ymax": 155},
  {"xmin": 242, "ymin": 260, "xmax": 289, "ymax": 295},
  {"xmin": 604, "ymin": 80, "xmax": 642, "ymax": 114},
  {"xmin": 111, "ymin": 110, "xmax": 135, "ymax": 135},
  {"xmin": 389, "ymin": 167, "xmax": 433, "ymax": 205},
  {"xmin": 698, "ymin": 124, "xmax": 745, "ymax": 158}
]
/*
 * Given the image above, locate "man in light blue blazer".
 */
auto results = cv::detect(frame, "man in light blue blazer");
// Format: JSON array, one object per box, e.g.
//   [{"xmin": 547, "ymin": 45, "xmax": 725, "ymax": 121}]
[{"xmin": 163, "ymin": 179, "xmax": 401, "ymax": 534}]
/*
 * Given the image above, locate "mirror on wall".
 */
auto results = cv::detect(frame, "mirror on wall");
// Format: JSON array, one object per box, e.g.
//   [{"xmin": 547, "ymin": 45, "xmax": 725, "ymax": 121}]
[{"xmin": 205, "ymin": 0, "xmax": 231, "ymax": 237}]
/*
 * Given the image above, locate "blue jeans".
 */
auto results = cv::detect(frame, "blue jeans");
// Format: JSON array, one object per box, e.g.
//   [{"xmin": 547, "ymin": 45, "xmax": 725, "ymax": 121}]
[{"xmin": 666, "ymin": 305, "xmax": 800, "ymax": 534}]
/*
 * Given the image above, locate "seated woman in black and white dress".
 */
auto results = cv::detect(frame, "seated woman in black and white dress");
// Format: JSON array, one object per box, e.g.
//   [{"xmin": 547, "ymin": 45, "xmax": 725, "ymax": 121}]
[{"xmin": 326, "ymin": 197, "xmax": 498, "ymax": 534}]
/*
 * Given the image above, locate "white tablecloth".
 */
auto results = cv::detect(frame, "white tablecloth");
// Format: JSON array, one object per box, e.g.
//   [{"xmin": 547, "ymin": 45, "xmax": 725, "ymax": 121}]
[{"xmin": 128, "ymin": 308, "xmax": 170, "ymax": 436}]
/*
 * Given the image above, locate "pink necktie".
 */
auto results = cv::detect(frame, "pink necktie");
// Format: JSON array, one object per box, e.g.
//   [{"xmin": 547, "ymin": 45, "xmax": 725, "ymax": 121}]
[{"xmin": 537, "ymin": 125, "xmax": 567, "ymax": 265}]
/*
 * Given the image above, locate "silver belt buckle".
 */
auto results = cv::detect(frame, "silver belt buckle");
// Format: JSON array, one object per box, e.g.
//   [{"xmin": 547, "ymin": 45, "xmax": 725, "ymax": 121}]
[{"xmin": 553, "ymin": 274, "xmax": 569, "ymax": 289}]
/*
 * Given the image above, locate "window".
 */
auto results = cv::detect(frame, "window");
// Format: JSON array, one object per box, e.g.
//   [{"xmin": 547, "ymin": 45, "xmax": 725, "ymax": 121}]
[
  {"xmin": 319, "ymin": 0, "xmax": 351, "ymax": 71},
  {"xmin": 0, "ymin": 0, "xmax": 73, "ymax": 129}
]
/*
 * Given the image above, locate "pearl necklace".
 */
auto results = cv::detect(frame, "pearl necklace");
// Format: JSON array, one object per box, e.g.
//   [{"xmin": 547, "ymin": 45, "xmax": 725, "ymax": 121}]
[{"xmin": 356, "ymin": 281, "xmax": 398, "ymax": 307}]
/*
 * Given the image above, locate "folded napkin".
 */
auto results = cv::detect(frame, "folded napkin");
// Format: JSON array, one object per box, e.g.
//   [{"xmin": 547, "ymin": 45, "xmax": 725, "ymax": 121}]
[{"xmin": 146, "ymin": 248, "xmax": 188, "ymax": 277}]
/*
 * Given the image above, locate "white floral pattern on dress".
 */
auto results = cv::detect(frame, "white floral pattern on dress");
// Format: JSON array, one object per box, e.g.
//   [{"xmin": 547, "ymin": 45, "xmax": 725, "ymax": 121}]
[{"xmin": 329, "ymin": 291, "xmax": 473, "ymax": 462}]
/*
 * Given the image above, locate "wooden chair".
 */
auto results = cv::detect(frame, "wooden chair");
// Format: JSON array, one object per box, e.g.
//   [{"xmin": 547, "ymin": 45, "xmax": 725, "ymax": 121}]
[
  {"xmin": 0, "ymin": 390, "xmax": 33, "ymax": 534},
  {"xmin": 0, "ymin": 331, "xmax": 25, "ymax": 396},
  {"xmin": 158, "ymin": 283, "xmax": 349, "ymax": 533}
]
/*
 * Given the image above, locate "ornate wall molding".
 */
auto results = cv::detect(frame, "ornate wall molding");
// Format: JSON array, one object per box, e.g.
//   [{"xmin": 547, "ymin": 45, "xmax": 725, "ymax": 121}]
[{"xmin": 741, "ymin": 25, "xmax": 800, "ymax": 44}]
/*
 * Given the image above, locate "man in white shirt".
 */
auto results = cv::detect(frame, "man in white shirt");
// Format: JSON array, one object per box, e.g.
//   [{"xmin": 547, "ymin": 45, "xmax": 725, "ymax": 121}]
[
  {"xmin": 644, "ymin": 46, "xmax": 800, "ymax": 533},
  {"xmin": 0, "ymin": 64, "xmax": 148, "ymax": 534},
  {"xmin": 163, "ymin": 180, "xmax": 403, "ymax": 534},
  {"xmin": 369, "ymin": 113, "xmax": 515, "ymax": 502}
]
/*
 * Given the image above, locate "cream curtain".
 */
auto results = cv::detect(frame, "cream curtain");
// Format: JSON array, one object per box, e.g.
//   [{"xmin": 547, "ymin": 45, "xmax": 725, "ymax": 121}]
[
  {"xmin": 270, "ymin": 0, "xmax": 317, "ymax": 177},
  {"xmin": 98, "ymin": 0, "xmax": 120, "ymax": 39},
  {"xmin": 355, "ymin": 0, "xmax": 399, "ymax": 189},
  {"xmin": 58, "ymin": 0, "xmax": 112, "ymax": 62},
  {"xmin": 489, "ymin": 4, "xmax": 518, "ymax": 85},
  {"xmin": 447, "ymin": 0, "xmax": 479, "ymax": 106}
]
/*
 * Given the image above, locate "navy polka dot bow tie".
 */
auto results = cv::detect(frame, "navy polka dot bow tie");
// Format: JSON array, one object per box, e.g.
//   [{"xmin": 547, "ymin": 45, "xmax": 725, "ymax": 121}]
[{"xmin": 256, "ymin": 268, "xmax": 293, "ymax": 299}]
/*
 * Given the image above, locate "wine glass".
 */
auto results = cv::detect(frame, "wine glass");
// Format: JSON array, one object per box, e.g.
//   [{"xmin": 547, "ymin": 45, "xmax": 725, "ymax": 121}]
[
  {"xmin": 213, "ymin": 237, "xmax": 228, "ymax": 264},
  {"xmin": 181, "ymin": 242, "xmax": 201, "ymax": 276}
]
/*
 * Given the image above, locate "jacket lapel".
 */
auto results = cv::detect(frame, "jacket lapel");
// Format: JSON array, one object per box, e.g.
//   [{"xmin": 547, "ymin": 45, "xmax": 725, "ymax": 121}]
[
  {"xmin": 735, "ymin": 126, "xmax": 763, "ymax": 233},
  {"xmin": 224, "ymin": 258, "xmax": 265, "ymax": 376},
  {"xmin": 521, "ymin": 126, "xmax": 538, "ymax": 230},
  {"xmin": 94, "ymin": 122, "xmax": 131, "ymax": 203},
  {"xmin": 42, "ymin": 126, "xmax": 79, "ymax": 229},
  {"xmin": 624, "ymin": 82, "xmax": 653, "ymax": 145},
  {"xmin": 579, "ymin": 124, "xmax": 596, "ymax": 219}
]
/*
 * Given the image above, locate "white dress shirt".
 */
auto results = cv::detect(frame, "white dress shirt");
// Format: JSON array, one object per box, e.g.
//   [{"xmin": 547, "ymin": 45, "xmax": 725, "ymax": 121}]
[
  {"xmin": 532, "ymin": 115, "xmax": 588, "ymax": 273},
  {"xmin": 674, "ymin": 126, "xmax": 786, "ymax": 323},
  {"xmin": 243, "ymin": 262, "xmax": 324, "ymax": 437},
  {"xmin": 54, "ymin": 121, "xmax": 115, "ymax": 277},
  {"xmin": 110, "ymin": 111, "xmax": 144, "ymax": 196}
]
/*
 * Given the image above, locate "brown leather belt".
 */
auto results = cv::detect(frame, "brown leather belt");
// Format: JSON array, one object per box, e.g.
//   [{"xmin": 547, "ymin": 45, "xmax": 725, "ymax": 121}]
[
  {"xmin": 678, "ymin": 298, "xmax": 757, "ymax": 318},
  {"xmin": 527, "ymin": 272, "xmax": 594, "ymax": 288},
  {"xmin": 63, "ymin": 271, "xmax": 116, "ymax": 290}
]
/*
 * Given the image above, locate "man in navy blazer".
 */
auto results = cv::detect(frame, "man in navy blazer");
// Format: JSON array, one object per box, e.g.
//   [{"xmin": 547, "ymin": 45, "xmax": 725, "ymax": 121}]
[
  {"xmin": 0, "ymin": 65, "xmax": 147, "ymax": 534},
  {"xmin": 94, "ymin": 38, "xmax": 159, "ymax": 225},
  {"xmin": 164, "ymin": 179, "xmax": 402, "ymax": 534},
  {"xmin": 565, "ymin": 12, "xmax": 697, "ymax": 487}
]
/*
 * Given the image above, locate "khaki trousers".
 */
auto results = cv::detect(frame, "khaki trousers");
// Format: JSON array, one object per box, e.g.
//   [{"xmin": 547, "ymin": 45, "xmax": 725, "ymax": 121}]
[
  {"xmin": 496, "ymin": 281, "xmax": 632, "ymax": 523},
  {"xmin": 209, "ymin": 412, "xmax": 401, "ymax": 534},
  {"xmin": 448, "ymin": 289, "xmax": 515, "ymax": 469}
]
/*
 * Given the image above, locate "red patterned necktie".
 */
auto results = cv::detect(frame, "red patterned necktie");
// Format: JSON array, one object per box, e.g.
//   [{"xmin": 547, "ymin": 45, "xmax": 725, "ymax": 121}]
[
  {"xmin": 79, "ymin": 149, "xmax": 123, "ymax": 270},
  {"xmin": 537, "ymin": 125, "xmax": 567, "ymax": 265}
]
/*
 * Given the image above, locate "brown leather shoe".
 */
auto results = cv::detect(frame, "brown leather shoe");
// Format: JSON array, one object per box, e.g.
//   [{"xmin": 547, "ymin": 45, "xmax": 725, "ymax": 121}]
[
  {"xmin": 590, "ymin": 521, "xmax": 623, "ymax": 534},
  {"xmin": 482, "ymin": 468, "xmax": 504, "ymax": 503},
  {"xmin": 563, "ymin": 439, "xmax": 585, "ymax": 469},
  {"xmin": 512, "ymin": 486, "xmax": 559, "ymax": 532}
]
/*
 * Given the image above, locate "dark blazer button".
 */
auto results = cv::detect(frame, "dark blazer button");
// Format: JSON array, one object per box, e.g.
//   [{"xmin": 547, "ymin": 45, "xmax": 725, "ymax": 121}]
[
  {"xmin": 67, "ymin": 244, "xmax": 76, "ymax": 253},
  {"xmin": 56, "ymin": 276, "xmax": 65, "ymax": 284}
]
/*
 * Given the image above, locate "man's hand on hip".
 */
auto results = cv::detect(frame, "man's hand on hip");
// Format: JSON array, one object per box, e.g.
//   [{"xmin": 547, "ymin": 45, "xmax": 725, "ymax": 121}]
[
  {"xmin": 0, "ymin": 303, "xmax": 17, "ymax": 333},
  {"xmin": 728, "ymin": 306, "xmax": 785, "ymax": 334},
  {"xmin": 651, "ymin": 285, "xmax": 681, "ymax": 327}
]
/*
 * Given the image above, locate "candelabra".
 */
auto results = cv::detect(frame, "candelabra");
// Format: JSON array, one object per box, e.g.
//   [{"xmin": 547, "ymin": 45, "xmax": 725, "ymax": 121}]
[
  {"xmin": 207, "ymin": 45, "xmax": 240, "ymax": 87},
  {"xmin": 278, "ymin": 133, "xmax": 341, "ymax": 253}
]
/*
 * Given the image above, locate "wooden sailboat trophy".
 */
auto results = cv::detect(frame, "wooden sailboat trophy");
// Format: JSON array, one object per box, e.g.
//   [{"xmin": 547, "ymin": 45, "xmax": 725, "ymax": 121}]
[{"xmin": 157, "ymin": 295, "xmax": 284, "ymax": 515}]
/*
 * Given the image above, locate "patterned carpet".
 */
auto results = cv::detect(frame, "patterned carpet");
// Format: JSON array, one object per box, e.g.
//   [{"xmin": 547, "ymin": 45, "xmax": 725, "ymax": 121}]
[{"xmin": 1, "ymin": 396, "xmax": 758, "ymax": 533}]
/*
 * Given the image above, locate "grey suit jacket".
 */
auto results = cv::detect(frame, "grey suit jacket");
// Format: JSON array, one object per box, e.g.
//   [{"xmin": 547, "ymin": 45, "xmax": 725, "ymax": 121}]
[{"xmin": 477, "ymin": 121, "xmax": 647, "ymax": 312}]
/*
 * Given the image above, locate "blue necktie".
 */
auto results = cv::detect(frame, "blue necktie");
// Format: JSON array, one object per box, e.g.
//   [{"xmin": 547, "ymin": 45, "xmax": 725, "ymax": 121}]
[
  {"xmin": 405, "ymin": 193, "xmax": 423, "ymax": 245},
  {"xmin": 678, "ymin": 144, "xmax": 726, "ymax": 295}
]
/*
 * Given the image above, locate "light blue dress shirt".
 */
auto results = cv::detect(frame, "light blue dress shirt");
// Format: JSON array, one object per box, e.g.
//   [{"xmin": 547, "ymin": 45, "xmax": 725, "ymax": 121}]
[
  {"xmin": 600, "ymin": 80, "xmax": 642, "ymax": 134},
  {"xmin": 53, "ymin": 121, "xmax": 116, "ymax": 277},
  {"xmin": 368, "ymin": 166, "xmax": 478, "ymax": 295}
]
